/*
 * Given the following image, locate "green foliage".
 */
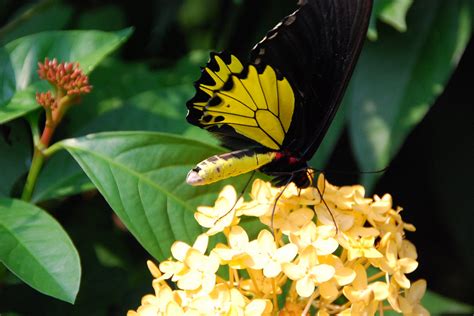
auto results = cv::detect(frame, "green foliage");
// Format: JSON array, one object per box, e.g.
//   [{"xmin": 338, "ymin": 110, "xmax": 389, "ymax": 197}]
[
  {"xmin": 348, "ymin": 0, "xmax": 472, "ymax": 189},
  {"xmin": 0, "ymin": 28, "xmax": 132, "ymax": 124},
  {"xmin": 51, "ymin": 132, "xmax": 250, "ymax": 260},
  {"xmin": 0, "ymin": 28, "xmax": 131, "ymax": 304},
  {"xmin": 0, "ymin": 0, "xmax": 472, "ymax": 313},
  {"xmin": 0, "ymin": 198, "xmax": 80, "ymax": 303},
  {"xmin": 32, "ymin": 52, "xmax": 210, "ymax": 203}
]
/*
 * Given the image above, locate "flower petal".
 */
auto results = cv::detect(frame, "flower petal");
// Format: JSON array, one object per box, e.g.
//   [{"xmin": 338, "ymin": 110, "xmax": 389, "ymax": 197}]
[
  {"xmin": 274, "ymin": 243, "xmax": 298, "ymax": 263},
  {"xmin": 296, "ymin": 276, "xmax": 316, "ymax": 298},
  {"xmin": 263, "ymin": 260, "xmax": 282, "ymax": 278},
  {"xmin": 171, "ymin": 241, "xmax": 191, "ymax": 262},
  {"xmin": 282, "ymin": 263, "xmax": 305, "ymax": 280},
  {"xmin": 310, "ymin": 264, "xmax": 335, "ymax": 283}
]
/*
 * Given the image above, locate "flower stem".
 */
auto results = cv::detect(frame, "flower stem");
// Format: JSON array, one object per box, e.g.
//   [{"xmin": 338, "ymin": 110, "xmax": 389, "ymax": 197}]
[
  {"xmin": 302, "ymin": 289, "xmax": 319, "ymax": 315},
  {"xmin": 271, "ymin": 278, "xmax": 278, "ymax": 313},
  {"xmin": 367, "ymin": 270, "xmax": 385, "ymax": 282},
  {"xmin": 40, "ymin": 122, "xmax": 56, "ymax": 147},
  {"xmin": 246, "ymin": 269, "xmax": 262, "ymax": 295}
]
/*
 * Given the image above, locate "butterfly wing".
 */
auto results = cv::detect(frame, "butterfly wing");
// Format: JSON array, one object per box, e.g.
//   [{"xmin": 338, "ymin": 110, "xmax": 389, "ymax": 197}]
[
  {"xmin": 187, "ymin": 53, "xmax": 297, "ymax": 151},
  {"xmin": 250, "ymin": 0, "xmax": 373, "ymax": 160}
]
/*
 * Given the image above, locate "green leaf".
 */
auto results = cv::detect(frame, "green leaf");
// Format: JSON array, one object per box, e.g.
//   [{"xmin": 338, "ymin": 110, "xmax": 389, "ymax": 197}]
[
  {"xmin": 31, "ymin": 85, "xmax": 193, "ymax": 202},
  {"xmin": 31, "ymin": 87, "xmax": 191, "ymax": 204},
  {"xmin": 0, "ymin": 198, "xmax": 81, "ymax": 303},
  {"xmin": 348, "ymin": 0, "xmax": 472, "ymax": 190},
  {"xmin": 0, "ymin": 28, "xmax": 133, "ymax": 124},
  {"xmin": 384, "ymin": 289, "xmax": 473, "ymax": 315},
  {"xmin": 422, "ymin": 289, "xmax": 474, "ymax": 314},
  {"xmin": 53, "ymin": 131, "xmax": 249, "ymax": 260},
  {"xmin": 368, "ymin": 0, "xmax": 413, "ymax": 40}
]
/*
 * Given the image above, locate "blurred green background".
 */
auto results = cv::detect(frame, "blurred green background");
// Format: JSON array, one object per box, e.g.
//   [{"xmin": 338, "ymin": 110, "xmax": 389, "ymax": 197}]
[{"xmin": 0, "ymin": 0, "xmax": 472, "ymax": 314}]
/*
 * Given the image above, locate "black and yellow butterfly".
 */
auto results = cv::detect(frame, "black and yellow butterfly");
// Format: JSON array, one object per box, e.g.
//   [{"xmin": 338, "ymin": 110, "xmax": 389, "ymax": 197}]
[{"xmin": 186, "ymin": 0, "xmax": 372, "ymax": 189}]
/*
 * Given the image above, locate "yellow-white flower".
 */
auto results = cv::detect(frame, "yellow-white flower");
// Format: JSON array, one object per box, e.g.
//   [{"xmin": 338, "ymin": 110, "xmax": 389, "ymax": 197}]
[
  {"xmin": 289, "ymin": 221, "xmax": 338, "ymax": 255},
  {"xmin": 161, "ymin": 234, "xmax": 219, "ymax": 293},
  {"xmin": 283, "ymin": 246, "xmax": 335, "ymax": 297},
  {"xmin": 376, "ymin": 238, "xmax": 418, "ymax": 289},
  {"xmin": 342, "ymin": 264, "xmax": 388, "ymax": 313},
  {"xmin": 194, "ymin": 185, "xmax": 242, "ymax": 235},
  {"xmin": 247, "ymin": 229, "xmax": 298, "ymax": 278},
  {"xmin": 212, "ymin": 225, "xmax": 253, "ymax": 269},
  {"xmin": 339, "ymin": 228, "xmax": 383, "ymax": 261}
]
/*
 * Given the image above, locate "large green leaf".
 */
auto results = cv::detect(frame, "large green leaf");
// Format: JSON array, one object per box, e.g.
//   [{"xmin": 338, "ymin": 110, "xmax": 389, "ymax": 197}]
[
  {"xmin": 0, "ymin": 198, "xmax": 81, "ymax": 303},
  {"xmin": 31, "ymin": 87, "xmax": 192, "ymax": 203},
  {"xmin": 51, "ymin": 132, "xmax": 248, "ymax": 260},
  {"xmin": 348, "ymin": 0, "xmax": 472, "ymax": 189},
  {"xmin": 0, "ymin": 28, "xmax": 133, "ymax": 124}
]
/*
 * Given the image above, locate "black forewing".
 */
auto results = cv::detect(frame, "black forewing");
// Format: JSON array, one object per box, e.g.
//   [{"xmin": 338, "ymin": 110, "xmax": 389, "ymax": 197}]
[{"xmin": 250, "ymin": 0, "xmax": 373, "ymax": 160}]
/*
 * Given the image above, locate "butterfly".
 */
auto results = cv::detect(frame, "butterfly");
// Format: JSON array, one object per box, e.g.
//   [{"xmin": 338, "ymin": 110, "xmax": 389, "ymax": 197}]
[{"xmin": 186, "ymin": 0, "xmax": 372, "ymax": 189}]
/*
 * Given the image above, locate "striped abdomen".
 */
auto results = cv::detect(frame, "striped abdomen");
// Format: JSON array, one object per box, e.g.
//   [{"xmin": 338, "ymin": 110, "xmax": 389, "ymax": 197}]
[{"xmin": 186, "ymin": 149, "xmax": 276, "ymax": 186}]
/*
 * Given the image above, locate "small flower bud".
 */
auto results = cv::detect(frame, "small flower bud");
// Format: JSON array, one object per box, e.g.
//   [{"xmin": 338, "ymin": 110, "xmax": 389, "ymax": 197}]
[{"xmin": 35, "ymin": 91, "xmax": 56, "ymax": 109}]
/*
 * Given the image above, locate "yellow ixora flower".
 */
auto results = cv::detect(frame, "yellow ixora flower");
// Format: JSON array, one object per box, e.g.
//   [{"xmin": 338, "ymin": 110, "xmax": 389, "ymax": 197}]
[
  {"xmin": 194, "ymin": 185, "xmax": 243, "ymax": 235},
  {"xmin": 342, "ymin": 264, "xmax": 389, "ymax": 313},
  {"xmin": 246, "ymin": 229, "xmax": 298, "ymax": 278},
  {"xmin": 283, "ymin": 246, "xmax": 336, "ymax": 298},
  {"xmin": 129, "ymin": 176, "xmax": 428, "ymax": 316},
  {"xmin": 289, "ymin": 222, "xmax": 338, "ymax": 255},
  {"xmin": 160, "ymin": 234, "xmax": 220, "ymax": 293}
]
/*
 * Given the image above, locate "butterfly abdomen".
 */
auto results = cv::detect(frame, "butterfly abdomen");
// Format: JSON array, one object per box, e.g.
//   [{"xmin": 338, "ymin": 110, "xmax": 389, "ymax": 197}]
[{"xmin": 186, "ymin": 149, "xmax": 276, "ymax": 186}]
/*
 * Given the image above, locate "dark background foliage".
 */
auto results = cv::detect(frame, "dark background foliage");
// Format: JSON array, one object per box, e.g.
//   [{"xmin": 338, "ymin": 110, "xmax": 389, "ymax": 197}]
[{"xmin": 0, "ymin": 0, "xmax": 472, "ymax": 314}]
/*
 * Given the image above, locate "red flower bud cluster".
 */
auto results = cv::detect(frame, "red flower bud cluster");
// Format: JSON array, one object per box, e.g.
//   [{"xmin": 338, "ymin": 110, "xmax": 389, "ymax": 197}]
[
  {"xmin": 37, "ymin": 58, "xmax": 92, "ymax": 96},
  {"xmin": 35, "ymin": 91, "xmax": 57, "ymax": 109}
]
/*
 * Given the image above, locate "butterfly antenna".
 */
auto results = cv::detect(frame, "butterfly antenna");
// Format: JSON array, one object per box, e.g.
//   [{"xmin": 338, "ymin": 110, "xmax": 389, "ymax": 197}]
[
  {"xmin": 310, "ymin": 165, "xmax": 390, "ymax": 175},
  {"xmin": 214, "ymin": 170, "xmax": 256, "ymax": 225}
]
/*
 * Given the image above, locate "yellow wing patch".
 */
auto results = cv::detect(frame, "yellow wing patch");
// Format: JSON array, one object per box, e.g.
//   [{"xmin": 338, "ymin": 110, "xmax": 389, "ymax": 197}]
[
  {"xmin": 200, "ymin": 64, "xmax": 295, "ymax": 150},
  {"xmin": 192, "ymin": 54, "xmax": 244, "ymax": 111}
]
